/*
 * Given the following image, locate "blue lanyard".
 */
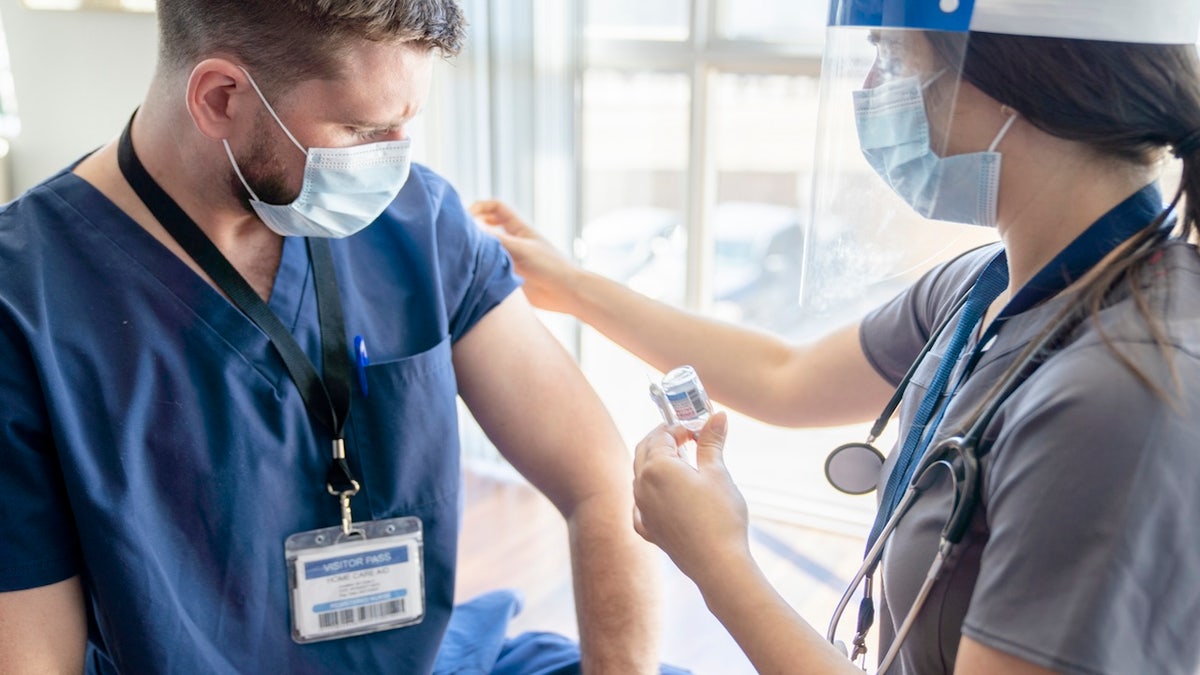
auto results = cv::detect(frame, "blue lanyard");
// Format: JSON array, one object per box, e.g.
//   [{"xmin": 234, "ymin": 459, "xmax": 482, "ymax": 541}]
[{"xmin": 864, "ymin": 183, "xmax": 1165, "ymax": 557}]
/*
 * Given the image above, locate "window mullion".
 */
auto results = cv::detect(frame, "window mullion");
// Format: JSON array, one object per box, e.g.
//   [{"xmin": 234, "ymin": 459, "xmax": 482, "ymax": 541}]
[{"xmin": 684, "ymin": 0, "xmax": 714, "ymax": 312}]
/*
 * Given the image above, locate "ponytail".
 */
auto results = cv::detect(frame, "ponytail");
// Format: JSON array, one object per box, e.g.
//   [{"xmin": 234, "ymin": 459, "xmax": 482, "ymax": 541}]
[{"xmin": 1172, "ymin": 131, "xmax": 1200, "ymax": 242}]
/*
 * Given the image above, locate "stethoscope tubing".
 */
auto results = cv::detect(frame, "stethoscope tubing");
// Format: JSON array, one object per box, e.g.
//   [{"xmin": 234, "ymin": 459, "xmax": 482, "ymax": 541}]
[
  {"xmin": 826, "ymin": 457, "xmax": 960, "ymax": 655},
  {"xmin": 825, "ymin": 225, "xmax": 1170, "ymax": 673},
  {"xmin": 826, "ymin": 308, "xmax": 1077, "ymax": 669},
  {"xmin": 877, "ymin": 546, "xmax": 948, "ymax": 674},
  {"xmin": 826, "ymin": 487, "xmax": 920, "ymax": 643},
  {"xmin": 826, "ymin": 235, "xmax": 1162, "ymax": 671}
]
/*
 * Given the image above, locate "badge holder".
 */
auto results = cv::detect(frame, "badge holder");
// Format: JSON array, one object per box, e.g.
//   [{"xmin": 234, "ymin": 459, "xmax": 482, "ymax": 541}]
[
  {"xmin": 285, "ymin": 440, "xmax": 426, "ymax": 644},
  {"xmin": 286, "ymin": 516, "xmax": 426, "ymax": 643}
]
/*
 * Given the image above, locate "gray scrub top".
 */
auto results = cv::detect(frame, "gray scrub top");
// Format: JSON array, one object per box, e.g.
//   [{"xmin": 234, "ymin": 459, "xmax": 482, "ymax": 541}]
[{"xmin": 859, "ymin": 241, "xmax": 1200, "ymax": 675}]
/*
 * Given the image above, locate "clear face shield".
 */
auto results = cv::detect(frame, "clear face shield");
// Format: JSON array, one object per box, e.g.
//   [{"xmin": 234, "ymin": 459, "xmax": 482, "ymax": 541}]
[{"xmin": 800, "ymin": 5, "xmax": 1000, "ymax": 314}]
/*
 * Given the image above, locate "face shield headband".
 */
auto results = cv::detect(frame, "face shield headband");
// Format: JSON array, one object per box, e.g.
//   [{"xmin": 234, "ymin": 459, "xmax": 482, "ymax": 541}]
[{"xmin": 828, "ymin": 0, "xmax": 1200, "ymax": 44}]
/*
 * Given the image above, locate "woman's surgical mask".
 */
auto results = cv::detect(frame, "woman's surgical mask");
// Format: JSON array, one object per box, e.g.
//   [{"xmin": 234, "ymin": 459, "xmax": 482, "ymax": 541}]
[
  {"xmin": 852, "ymin": 72, "xmax": 1017, "ymax": 228},
  {"xmin": 222, "ymin": 68, "xmax": 412, "ymax": 239}
]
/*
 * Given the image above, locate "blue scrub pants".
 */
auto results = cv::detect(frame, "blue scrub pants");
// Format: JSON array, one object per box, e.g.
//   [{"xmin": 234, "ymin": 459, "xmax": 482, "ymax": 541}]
[{"xmin": 434, "ymin": 590, "xmax": 691, "ymax": 675}]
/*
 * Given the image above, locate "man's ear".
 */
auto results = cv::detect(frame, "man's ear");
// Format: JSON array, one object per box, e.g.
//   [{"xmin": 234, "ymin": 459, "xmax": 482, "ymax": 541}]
[{"xmin": 186, "ymin": 58, "xmax": 251, "ymax": 141}]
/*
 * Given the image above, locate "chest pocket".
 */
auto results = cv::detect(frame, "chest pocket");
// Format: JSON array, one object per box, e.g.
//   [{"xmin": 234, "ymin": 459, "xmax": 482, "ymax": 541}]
[{"xmin": 343, "ymin": 336, "xmax": 460, "ymax": 520}]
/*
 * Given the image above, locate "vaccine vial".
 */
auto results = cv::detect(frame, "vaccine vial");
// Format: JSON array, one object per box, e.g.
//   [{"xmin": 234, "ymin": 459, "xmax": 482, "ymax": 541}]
[{"xmin": 660, "ymin": 365, "xmax": 713, "ymax": 432}]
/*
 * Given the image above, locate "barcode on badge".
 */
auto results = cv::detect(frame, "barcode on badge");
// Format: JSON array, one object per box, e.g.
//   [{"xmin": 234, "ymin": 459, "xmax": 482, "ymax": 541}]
[{"xmin": 317, "ymin": 598, "xmax": 406, "ymax": 629}]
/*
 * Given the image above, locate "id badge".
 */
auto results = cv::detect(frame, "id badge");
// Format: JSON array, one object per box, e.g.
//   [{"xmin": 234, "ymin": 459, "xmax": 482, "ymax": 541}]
[{"xmin": 285, "ymin": 517, "xmax": 425, "ymax": 643}]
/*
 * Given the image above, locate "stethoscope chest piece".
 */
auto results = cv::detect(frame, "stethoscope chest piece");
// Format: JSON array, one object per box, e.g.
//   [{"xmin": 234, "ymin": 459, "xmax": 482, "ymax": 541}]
[{"xmin": 825, "ymin": 442, "xmax": 886, "ymax": 495}]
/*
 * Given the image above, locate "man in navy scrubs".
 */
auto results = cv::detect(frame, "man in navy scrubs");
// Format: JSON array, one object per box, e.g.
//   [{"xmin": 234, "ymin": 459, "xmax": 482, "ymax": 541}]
[{"xmin": 0, "ymin": 1, "xmax": 665, "ymax": 673}]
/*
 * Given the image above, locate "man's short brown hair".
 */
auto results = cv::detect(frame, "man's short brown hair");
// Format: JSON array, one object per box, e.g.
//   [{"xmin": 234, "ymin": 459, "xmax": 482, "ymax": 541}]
[{"xmin": 156, "ymin": 0, "xmax": 465, "ymax": 93}]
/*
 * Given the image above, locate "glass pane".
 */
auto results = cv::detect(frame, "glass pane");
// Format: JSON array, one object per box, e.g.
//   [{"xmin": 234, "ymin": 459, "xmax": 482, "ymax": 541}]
[
  {"xmin": 704, "ymin": 71, "xmax": 879, "ymax": 528},
  {"xmin": 584, "ymin": 0, "xmax": 689, "ymax": 41},
  {"xmin": 578, "ymin": 69, "xmax": 690, "ymax": 445},
  {"xmin": 715, "ymin": 0, "xmax": 827, "ymax": 46},
  {"xmin": 22, "ymin": 0, "xmax": 154, "ymax": 11},
  {"xmin": 580, "ymin": 69, "xmax": 689, "ymax": 304},
  {"xmin": 709, "ymin": 73, "xmax": 819, "ymax": 336},
  {"xmin": 0, "ymin": 14, "xmax": 17, "ymax": 137}
]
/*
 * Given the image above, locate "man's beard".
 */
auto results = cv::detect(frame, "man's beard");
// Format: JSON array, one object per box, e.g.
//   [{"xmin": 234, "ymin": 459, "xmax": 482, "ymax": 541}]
[{"xmin": 229, "ymin": 110, "xmax": 301, "ymax": 213}]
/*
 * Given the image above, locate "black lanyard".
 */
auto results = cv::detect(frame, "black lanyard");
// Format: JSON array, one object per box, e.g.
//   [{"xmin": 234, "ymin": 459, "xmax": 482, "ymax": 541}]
[{"xmin": 115, "ymin": 118, "xmax": 357, "ymax": 492}]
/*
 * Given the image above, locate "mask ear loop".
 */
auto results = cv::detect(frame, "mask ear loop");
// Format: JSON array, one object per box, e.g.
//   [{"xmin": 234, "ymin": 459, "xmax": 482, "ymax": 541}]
[
  {"xmin": 920, "ymin": 67, "xmax": 949, "ymax": 91},
  {"xmin": 988, "ymin": 109, "xmax": 1019, "ymax": 152},
  {"xmin": 222, "ymin": 139, "xmax": 263, "ymax": 202},
  {"xmin": 221, "ymin": 66, "xmax": 310, "ymax": 203},
  {"xmin": 236, "ymin": 66, "xmax": 308, "ymax": 155}
]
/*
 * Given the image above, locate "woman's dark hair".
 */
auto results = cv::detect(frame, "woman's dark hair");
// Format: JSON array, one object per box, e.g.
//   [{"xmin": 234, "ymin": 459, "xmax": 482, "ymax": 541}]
[{"xmin": 928, "ymin": 32, "xmax": 1200, "ymax": 395}]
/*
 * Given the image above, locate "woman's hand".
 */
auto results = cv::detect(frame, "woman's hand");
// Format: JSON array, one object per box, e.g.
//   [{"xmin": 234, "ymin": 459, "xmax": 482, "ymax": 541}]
[
  {"xmin": 469, "ymin": 199, "xmax": 583, "ymax": 314},
  {"xmin": 632, "ymin": 412, "xmax": 752, "ymax": 583}
]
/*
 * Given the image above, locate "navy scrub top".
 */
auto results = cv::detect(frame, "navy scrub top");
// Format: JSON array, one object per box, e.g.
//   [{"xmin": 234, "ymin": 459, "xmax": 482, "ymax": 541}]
[{"xmin": 0, "ymin": 162, "xmax": 520, "ymax": 673}]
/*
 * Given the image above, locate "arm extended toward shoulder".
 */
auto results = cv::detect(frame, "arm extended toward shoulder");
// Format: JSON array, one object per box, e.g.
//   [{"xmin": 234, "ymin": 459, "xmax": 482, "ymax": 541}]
[
  {"xmin": 0, "ymin": 576, "xmax": 87, "ymax": 673},
  {"xmin": 470, "ymin": 199, "xmax": 894, "ymax": 428},
  {"xmin": 452, "ymin": 291, "xmax": 662, "ymax": 675},
  {"xmin": 568, "ymin": 274, "xmax": 892, "ymax": 427}
]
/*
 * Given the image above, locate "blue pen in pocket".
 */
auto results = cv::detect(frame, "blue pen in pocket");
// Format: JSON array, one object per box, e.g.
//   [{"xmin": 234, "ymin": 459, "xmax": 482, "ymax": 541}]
[{"xmin": 354, "ymin": 335, "xmax": 369, "ymax": 397}]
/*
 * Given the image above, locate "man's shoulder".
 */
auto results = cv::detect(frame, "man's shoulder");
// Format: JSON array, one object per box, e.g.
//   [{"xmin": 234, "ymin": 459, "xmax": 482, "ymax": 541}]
[
  {"xmin": 397, "ymin": 163, "xmax": 457, "ymax": 208},
  {"xmin": 373, "ymin": 163, "xmax": 480, "ymax": 250},
  {"xmin": 2, "ymin": 167, "xmax": 85, "ymax": 213},
  {"xmin": 0, "ymin": 170, "xmax": 92, "ymax": 256}
]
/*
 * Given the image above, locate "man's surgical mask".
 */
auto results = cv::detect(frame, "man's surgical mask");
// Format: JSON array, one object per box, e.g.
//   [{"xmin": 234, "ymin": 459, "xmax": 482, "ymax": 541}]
[
  {"xmin": 222, "ymin": 68, "xmax": 412, "ymax": 238},
  {"xmin": 852, "ymin": 73, "xmax": 1017, "ymax": 228}
]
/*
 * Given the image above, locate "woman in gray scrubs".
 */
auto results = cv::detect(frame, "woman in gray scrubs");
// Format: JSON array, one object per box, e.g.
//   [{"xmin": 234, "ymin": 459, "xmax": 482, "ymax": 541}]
[{"xmin": 473, "ymin": 0, "xmax": 1200, "ymax": 672}]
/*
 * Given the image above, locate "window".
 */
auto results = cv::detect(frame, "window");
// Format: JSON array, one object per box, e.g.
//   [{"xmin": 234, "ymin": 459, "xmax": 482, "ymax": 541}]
[
  {"xmin": 575, "ymin": 1, "xmax": 995, "ymax": 531},
  {"xmin": 430, "ymin": 2, "xmax": 1200, "ymax": 533}
]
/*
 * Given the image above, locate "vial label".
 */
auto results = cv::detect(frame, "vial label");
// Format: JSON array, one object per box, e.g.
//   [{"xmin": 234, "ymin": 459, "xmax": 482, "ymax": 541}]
[{"xmin": 666, "ymin": 389, "xmax": 708, "ymax": 423}]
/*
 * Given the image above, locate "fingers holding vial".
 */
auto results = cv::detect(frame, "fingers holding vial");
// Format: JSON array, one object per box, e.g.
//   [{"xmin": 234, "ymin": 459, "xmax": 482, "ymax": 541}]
[
  {"xmin": 635, "ymin": 367, "xmax": 751, "ymax": 579},
  {"xmin": 648, "ymin": 365, "xmax": 713, "ymax": 468}
]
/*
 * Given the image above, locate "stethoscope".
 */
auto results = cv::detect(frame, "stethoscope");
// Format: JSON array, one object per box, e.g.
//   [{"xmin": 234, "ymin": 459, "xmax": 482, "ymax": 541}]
[
  {"xmin": 820, "ymin": 220, "xmax": 1168, "ymax": 673},
  {"xmin": 823, "ymin": 290, "xmax": 1089, "ymax": 673}
]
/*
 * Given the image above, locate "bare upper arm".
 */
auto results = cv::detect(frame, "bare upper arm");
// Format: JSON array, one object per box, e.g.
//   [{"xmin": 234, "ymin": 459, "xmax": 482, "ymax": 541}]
[
  {"xmin": 955, "ymin": 636, "xmax": 1060, "ymax": 675},
  {"xmin": 767, "ymin": 321, "xmax": 897, "ymax": 427},
  {"xmin": 451, "ymin": 291, "xmax": 630, "ymax": 516},
  {"xmin": 0, "ymin": 576, "xmax": 87, "ymax": 673}
]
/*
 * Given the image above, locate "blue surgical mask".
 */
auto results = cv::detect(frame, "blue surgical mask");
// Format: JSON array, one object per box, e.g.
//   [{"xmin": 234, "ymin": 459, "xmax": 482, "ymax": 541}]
[
  {"xmin": 222, "ymin": 68, "xmax": 412, "ymax": 238},
  {"xmin": 852, "ymin": 74, "xmax": 1017, "ymax": 228}
]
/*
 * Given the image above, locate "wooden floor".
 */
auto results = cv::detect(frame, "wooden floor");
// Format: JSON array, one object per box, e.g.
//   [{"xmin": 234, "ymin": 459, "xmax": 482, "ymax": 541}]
[{"xmin": 456, "ymin": 467, "xmax": 867, "ymax": 674}]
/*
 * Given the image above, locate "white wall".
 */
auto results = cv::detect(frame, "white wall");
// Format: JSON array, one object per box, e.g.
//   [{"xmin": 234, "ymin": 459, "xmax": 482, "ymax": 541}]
[{"xmin": 0, "ymin": 0, "xmax": 156, "ymax": 195}]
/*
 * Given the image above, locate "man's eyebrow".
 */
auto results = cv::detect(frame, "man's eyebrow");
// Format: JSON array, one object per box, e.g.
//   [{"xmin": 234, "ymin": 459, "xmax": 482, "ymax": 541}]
[
  {"xmin": 346, "ymin": 106, "xmax": 423, "ymax": 130},
  {"xmin": 346, "ymin": 119, "xmax": 403, "ymax": 130}
]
